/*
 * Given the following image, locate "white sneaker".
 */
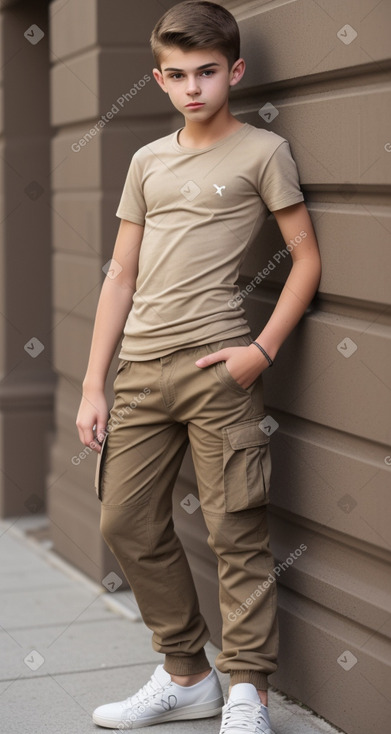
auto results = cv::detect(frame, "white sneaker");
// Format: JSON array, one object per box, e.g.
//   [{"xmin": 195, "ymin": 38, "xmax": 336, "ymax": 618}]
[
  {"xmin": 92, "ymin": 664, "xmax": 224, "ymax": 729},
  {"xmin": 219, "ymin": 683, "xmax": 275, "ymax": 734}
]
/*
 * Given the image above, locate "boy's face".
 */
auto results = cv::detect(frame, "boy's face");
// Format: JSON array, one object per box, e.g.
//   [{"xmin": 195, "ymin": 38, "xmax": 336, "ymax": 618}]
[{"xmin": 153, "ymin": 47, "xmax": 245, "ymax": 122}]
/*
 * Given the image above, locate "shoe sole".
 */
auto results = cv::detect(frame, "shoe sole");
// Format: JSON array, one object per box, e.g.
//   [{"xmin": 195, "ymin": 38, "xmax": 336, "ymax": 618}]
[{"xmin": 92, "ymin": 695, "xmax": 224, "ymax": 729}]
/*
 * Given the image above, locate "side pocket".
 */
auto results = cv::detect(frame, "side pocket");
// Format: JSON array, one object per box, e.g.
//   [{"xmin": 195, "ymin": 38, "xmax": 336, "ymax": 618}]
[
  {"xmin": 94, "ymin": 432, "xmax": 109, "ymax": 501},
  {"xmin": 115, "ymin": 358, "xmax": 130, "ymax": 379},
  {"xmin": 222, "ymin": 416, "xmax": 272, "ymax": 512}
]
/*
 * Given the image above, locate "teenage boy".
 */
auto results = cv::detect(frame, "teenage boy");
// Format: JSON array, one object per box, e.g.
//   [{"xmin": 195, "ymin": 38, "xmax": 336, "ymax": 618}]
[{"xmin": 76, "ymin": 1, "xmax": 321, "ymax": 732}]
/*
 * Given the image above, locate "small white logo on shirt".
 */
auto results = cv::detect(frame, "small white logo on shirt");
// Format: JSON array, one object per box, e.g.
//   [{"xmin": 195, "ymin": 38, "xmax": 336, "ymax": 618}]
[{"xmin": 213, "ymin": 184, "xmax": 226, "ymax": 197}]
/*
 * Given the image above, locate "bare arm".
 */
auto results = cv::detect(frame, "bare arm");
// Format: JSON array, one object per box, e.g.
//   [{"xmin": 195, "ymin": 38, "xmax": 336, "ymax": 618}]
[
  {"xmin": 252, "ymin": 202, "xmax": 322, "ymax": 361},
  {"xmin": 195, "ymin": 202, "xmax": 321, "ymax": 386},
  {"xmin": 76, "ymin": 219, "xmax": 144, "ymax": 450}
]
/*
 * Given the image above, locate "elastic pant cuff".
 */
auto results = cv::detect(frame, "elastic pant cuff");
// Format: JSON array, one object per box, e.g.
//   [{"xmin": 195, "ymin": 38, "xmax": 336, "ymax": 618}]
[
  {"xmin": 230, "ymin": 670, "xmax": 269, "ymax": 691},
  {"xmin": 164, "ymin": 649, "xmax": 210, "ymax": 676}
]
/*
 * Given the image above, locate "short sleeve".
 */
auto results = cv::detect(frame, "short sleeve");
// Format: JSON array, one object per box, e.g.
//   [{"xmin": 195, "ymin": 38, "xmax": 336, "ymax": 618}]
[
  {"xmin": 259, "ymin": 140, "xmax": 304, "ymax": 212},
  {"xmin": 116, "ymin": 151, "xmax": 147, "ymax": 224}
]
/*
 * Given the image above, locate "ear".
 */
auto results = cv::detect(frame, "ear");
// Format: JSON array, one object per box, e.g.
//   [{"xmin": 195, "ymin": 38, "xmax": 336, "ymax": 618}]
[
  {"xmin": 152, "ymin": 68, "xmax": 169, "ymax": 93},
  {"xmin": 229, "ymin": 57, "xmax": 246, "ymax": 88}
]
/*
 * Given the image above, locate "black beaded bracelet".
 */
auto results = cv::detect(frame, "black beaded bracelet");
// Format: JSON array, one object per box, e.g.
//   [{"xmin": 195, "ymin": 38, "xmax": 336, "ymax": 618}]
[{"xmin": 251, "ymin": 341, "xmax": 273, "ymax": 367}]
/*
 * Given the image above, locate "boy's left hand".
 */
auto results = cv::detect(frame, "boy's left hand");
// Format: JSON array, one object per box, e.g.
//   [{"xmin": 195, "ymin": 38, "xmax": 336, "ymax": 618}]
[{"xmin": 195, "ymin": 346, "xmax": 269, "ymax": 389}]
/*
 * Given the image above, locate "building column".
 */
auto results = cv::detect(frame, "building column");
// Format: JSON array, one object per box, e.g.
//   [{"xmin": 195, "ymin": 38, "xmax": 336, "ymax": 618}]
[{"xmin": 0, "ymin": 0, "xmax": 54, "ymax": 517}]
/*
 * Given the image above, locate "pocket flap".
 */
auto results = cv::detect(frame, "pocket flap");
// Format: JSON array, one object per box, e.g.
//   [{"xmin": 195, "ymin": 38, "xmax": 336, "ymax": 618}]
[{"xmin": 224, "ymin": 417, "xmax": 269, "ymax": 450}]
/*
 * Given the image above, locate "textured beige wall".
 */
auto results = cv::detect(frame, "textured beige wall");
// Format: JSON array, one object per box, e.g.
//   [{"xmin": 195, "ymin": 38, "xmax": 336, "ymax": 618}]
[{"xmin": 0, "ymin": 1, "xmax": 386, "ymax": 733}]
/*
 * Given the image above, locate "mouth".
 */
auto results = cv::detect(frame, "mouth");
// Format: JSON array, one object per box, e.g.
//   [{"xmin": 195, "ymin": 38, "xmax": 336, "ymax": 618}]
[{"xmin": 185, "ymin": 102, "xmax": 205, "ymax": 108}]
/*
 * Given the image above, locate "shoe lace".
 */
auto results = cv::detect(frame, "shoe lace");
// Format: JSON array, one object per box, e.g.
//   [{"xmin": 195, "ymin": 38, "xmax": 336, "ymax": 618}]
[
  {"xmin": 125, "ymin": 673, "xmax": 164, "ymax": 708},
  {"xmin": 221, "ymin": 700, "xmax": 272, "ymax": 733}
]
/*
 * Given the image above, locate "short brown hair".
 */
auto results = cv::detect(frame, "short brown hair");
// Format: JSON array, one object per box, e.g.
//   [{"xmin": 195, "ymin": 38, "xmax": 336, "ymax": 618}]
[{"xmin": 150, "ymin": 1, "xmax": 240, "ymax": 70}]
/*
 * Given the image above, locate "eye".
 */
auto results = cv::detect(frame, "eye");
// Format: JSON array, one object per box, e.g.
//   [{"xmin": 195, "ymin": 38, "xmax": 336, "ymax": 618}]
[
  {"xmin": 201, "ymin": 69, "xmax": 215, "ymax": 77},
  {"xmin": 169, "ymin": 73, "xmax": 183, "ymax": 80}
]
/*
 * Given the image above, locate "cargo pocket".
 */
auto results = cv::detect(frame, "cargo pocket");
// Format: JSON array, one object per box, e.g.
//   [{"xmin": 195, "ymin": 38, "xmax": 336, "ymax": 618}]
[
  {"xmin": 94, "ymin": 432, "xmax": 109, "ymax": 501},
  {"xmin": 222, "ymin": 416, "xmax": 272, "ymax": 512}
]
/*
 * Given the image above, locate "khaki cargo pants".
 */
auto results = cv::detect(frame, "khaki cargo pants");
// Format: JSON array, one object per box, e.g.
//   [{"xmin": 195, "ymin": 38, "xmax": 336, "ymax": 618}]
[{"xmin": 96, "ymin": 334, "xmax": 278, "ymax": 690}]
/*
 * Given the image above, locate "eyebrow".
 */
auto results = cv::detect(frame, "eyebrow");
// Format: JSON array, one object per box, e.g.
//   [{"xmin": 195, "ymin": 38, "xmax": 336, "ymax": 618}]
[{"xmin": 162, "ymin": 62, "xmax": 220, "ymax": 72}]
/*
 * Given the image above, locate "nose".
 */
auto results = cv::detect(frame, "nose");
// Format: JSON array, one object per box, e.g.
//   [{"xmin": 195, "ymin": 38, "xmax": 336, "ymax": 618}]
[{"xmin": 186, "ymin": 75, "xmax": 200, "ymax": 96}]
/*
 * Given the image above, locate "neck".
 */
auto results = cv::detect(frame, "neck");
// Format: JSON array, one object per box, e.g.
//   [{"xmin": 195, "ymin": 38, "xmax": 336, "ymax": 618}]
[{"xmin": 180, "ymin": 107, "xmax": 243, "ymax": 148}]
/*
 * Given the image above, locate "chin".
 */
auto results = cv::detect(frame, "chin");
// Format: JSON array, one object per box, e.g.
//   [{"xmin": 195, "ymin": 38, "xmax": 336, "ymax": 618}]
[{"xmin": 183, "ymin": 108, "xmax": 212, "ymax": 119}]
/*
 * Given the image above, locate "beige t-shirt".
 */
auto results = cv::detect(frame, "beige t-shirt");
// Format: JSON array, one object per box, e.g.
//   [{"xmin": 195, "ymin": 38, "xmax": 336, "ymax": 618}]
[{"xmin": 116, "ymin": 122, "xmax": 304, "ymax": 360}]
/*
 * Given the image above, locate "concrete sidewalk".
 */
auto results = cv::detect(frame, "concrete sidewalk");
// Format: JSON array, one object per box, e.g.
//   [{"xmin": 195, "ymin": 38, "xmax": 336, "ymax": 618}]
[{"xmin": 0, "ymin": 516, "xmax": 341, "ymax": 734}]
